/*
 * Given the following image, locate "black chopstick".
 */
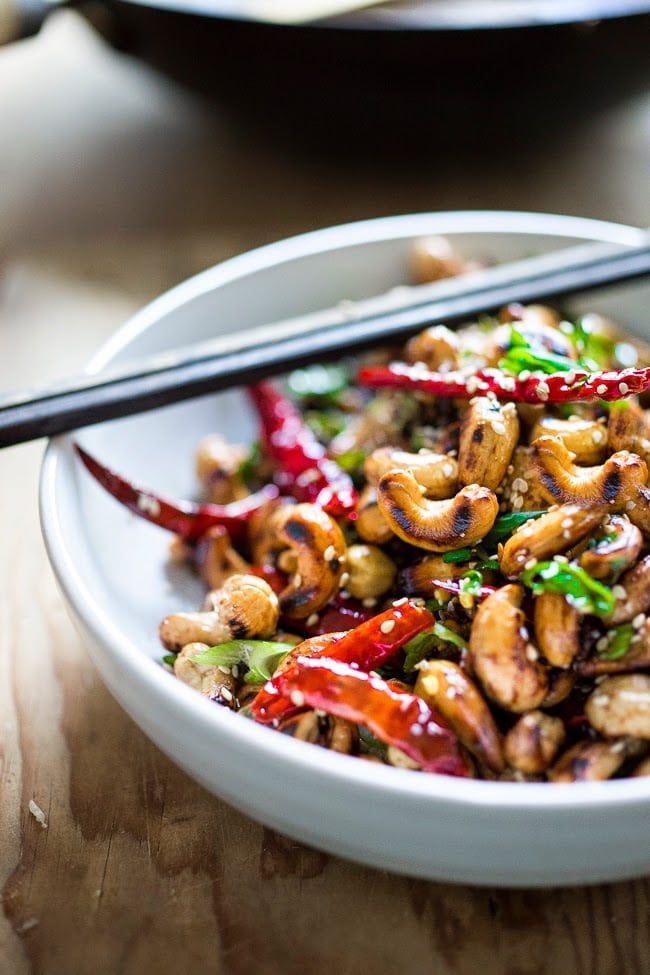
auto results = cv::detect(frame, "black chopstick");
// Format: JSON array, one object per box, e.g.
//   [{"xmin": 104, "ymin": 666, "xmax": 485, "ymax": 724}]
[{"xmin": 1, "ymin": 235, "xmax": 649, "ymax": 448}]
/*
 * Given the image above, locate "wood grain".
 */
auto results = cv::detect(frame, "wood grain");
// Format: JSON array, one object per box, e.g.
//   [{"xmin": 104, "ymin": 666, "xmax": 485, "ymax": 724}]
[{"xmin": 0, "ymin": 15, "xmax": 649, "ymax": 974}]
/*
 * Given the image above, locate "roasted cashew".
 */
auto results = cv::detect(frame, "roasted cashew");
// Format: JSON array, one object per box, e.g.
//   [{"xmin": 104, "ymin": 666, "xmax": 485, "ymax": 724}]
[
  {"xmin": 173, "ymin": 641, "xmax": 238, "ymax": 706},
  {"xmin": 289, "ymin": 711, "xmax": 359, "ymax": 754},
  {"xmin": 457, "ymin": 397, "xmax": 519, "ymax": 490},
  {"xmin": 274, "ymin": 503, "xmax": 347, "ymax": 619},
  {"xmin": 377, "ymin": 470, "xmax": 499, "ymax": 552},
  {"xmin": 607, "ymin": 554, "xmax": 650, "ymax": 625},
  {"xmin": 531, "ymin": 435, "xmax": 648, "ymax": 507},
  {"xmin": 500, "ymin": 446, "xmax": 552, "ymax": 513},
  {"xmin": 398, "ymin": 553, "xmax": 471, "ymax": 598},
  {"xmin": 354, "ymin": 486, "xmax": 394, "ymax": 545},
  {"xmin": 469, "ymin": 584, "xmax": 549, "ymax": 713},
  {"xmin": 365, "ymin": 446, "xmax": 458, "ymax": 499},
  {"xmin": 540, "ymin": 669, "xmax": 576, "ymax": 708},
  {"xmin": 586, "ymin": 674, "xmax": 650, "ymax": 739},
  {"xmin": 499, "ymin": 503, "xmax": 606, "ymax": 577},
  {"xmin": 533, "ymin": 591, "xmax": 581, "ymax": 668},
  {"xmin": 160, "ymin": 574, "xmax": 279, "ymax": 651},
  {"xmin": 411, "ymin": 235, "xmax": 469, "ymax": 283},
  {"xmin": 548, "ymin": 738, "xmax": 640, "ymax": 783},
  {"xmin": 503, "ymin": 710, "xmax": 566, "ymax": 775},
  {"xmin": 248, "ymin": 498, "xmax": 295, "ymax": 567},
  {"xmin": 344, "ymin": 544, "xmax": 397, "ymax": 600},
  {"xmin": 578, "ymin": 514, "xmax": 642, "ymax": 581},
  {"xmin": 415, "ymin": 660, "xmax": 504, "ymax": 773},
  {"xmin": 405, "ymin": 324, "xmax": 461, "ymax": 372},
  {"xmin": 626, "ymin": 485, "xmax": 650, "ymax": 538},
  {"xmin": 195, "ymin": 433, "xmax": 248, "ymax": 504},
  {"xmin": 196, "ymin": 525, "xmax": 251, "ymax": 591},
  {"xmin": 529, "ymin": 415, "xmax": 608, "ymax": 466},
  {"xmin": 607, "ymin": 400, "xmax": 650, "ymax": 466},
  {"xmin": 579, "ymin": 618, "xmax": 650, "ymax": 677}
]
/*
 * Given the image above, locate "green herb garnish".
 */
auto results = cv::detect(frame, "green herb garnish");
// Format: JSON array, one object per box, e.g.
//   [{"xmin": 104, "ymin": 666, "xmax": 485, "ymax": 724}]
[
  {"xmin": 598, "ymin": 624, "xmax": 634, "ymax": 660},
  {"xmin": 162, "ymin": 654, "xmax": 177, "ymax": 668},
  {"xmin": 459, "ymin": 570, "xmax": 484, "ymax": 598},
  {"xmin": 442, "ymin": 547, "xmax": 473, "ymax": 564},
  {"xmin": 192, "ymin": 640, "xmax": 294, "ymax": 683},
  {"xmin": 520, "ymin": 559, "xmax": 615, "ymax": 617},
  {"xmin": 403, "ymin": 623, "xmax": 468, "ymax": 672},
  {"xmin": 287, "ymin": 363, "xmax": 350, "ymax": 400},
  {"xmin": 482, "ymin": 509, "xmax": 547, "ymax": 548}
]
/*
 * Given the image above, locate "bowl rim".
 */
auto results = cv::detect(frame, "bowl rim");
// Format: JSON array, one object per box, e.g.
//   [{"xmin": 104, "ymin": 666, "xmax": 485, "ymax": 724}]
[{"xmin": 40, "ymin": 209, "xmax": 650, "ymax": 813}]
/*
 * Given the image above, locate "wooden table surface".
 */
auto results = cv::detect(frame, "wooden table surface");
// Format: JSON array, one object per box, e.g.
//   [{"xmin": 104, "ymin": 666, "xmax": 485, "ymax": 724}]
[{"xmin": 1, "ymin": 13, "xmax": 649, "ymax": 974}]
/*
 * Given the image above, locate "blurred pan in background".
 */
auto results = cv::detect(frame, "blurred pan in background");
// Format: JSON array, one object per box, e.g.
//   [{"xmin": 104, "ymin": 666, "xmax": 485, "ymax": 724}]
[{"xmin": 3, "ymin": 1, "xmax": 650, "ymax": 154}]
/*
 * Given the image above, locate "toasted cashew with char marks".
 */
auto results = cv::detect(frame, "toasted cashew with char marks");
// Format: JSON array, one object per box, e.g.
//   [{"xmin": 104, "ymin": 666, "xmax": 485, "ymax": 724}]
[
  {"xmin": 548, "ymin": 738, "xmax": 641, "ymax": 782},
  {"xmin": 415, "ymin": 659, "xmax": 504, "ymax": 773},
  {"xmin": 534, "ymin": 591, "xmax": 581, "ymax": 668},
  {"xmin": 503, "ymin": 710, "xmax": 566, "ymax": 775},
  {"xmin": 160, "ymin": 574, "xmax": 279, "ymax": 651},
  {"xmin": 365, "ymin": 446, "xmax": 458, "ymax": 499},
  {"xmin": 398, "ymin": 553, "xmax": 473, "ymax": 598},
  {"xmin": 196, "ymin": 525, "xmax": 251, "ymax": 591},
  {"xmin": 195, "ymin": 433, "xmax": 249, "ymax": 504},
  {"xmin": 531, "ymin": 435, "xmax": 647, "ymax": 507},
  {"xmin": 499, "ymin": 503, "xmax": 606, "ymax": 578},
  {"xmin": 377, "ymin": 469, "xmax": 499, "ymax": 552},
  {"xmin": 354, "ymin": 486, "xmax": 394, "ymax": 545},
  {"xmin": 457, "ymin": 397, "xmax": 520, "ymax": 491},
  {"xmin": 607, "ymin": 554, "xmax": 650, "ymax": 625},
  {"xmin": 274, "ymin": 503, "xmax": 347, "ymax": 619},
  {"xmin": 469, "ymin": 584, "xmax": 549, "ymax": 713},
  {"xmin": 405, "ymin": 324, "xmax": 461, "ymax": 372},
  {"xmin": 607, "ymin": 400, "xmax": 650, "ymax": 466},
  {"xmin": 578, "ymin": 513, "xmax": 642, "ymax": 581},
  {"xmin": 289, "ymin": 710, "xmax": 359, "ymax": 754},
  {"xmin": 586, "ymin": 674, "xmax": 650, "ymax": 739},
  {"xmin": 173, "ymin": 641, "xmax": 238, "ymax": 705},
  {"xmin": 529, "ymin": 415, "xmax": 608, "ymax": 466}
]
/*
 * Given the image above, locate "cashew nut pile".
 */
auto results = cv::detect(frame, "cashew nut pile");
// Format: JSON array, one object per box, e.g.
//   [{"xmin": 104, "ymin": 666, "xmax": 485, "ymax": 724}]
[{"xmin": 161, "ymin": 238, "xmax": 650, "ymax": 782}]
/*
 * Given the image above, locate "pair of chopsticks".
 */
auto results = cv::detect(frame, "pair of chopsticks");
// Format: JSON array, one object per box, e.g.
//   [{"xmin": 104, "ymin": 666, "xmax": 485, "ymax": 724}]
[{"xmin": 1, "ymin": 234, "xmax": 648, "ymax": 449}]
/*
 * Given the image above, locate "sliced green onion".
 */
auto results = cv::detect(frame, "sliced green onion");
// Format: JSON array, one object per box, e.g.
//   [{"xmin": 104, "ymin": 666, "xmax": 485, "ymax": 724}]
[
  {"xmin": 599, "ymin": 624, "xmax": 634, "ymax": 660},
  {"xmin": 162, "ymin": 654, "xmax": 177, "ymax": 668},
  {"xmin": 442, "ymin": 547, "xmax": 473, "ymax": 564},
  {"xmin": 403, "ymin": 622, "xmax": 468, "ymax": 672},
  {"xmin": 482, "ymin": 510, "xmax": 547, "ymax": 548},
  {"xmin": 459, "ymin": 570, "xmax": 483, "ymax": 598},
  {"xmin": 192, "ymin": 640, "xmax": 294, "ymax": 683},
  {"xmin": 500, "ymin": 346, "xmax": 578, "ymax": 376},
  {"xmin": 520, "ymin": 559, "xmax": 615, "ymax": 617},
  {"xmin": 287, "ymin": 363, "xmax": 350, "ymax": 399}
]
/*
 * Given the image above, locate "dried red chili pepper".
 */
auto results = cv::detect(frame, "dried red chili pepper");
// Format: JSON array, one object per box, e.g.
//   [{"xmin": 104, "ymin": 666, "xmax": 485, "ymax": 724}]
[
  {"xmin": 248, "ymin": 381, "xmax": 357, "ymax": 518},
  {"xmin": 75, "ymin": 444, "xmax": 278, "ymax": 544},
  {"xmin": 257, "ymin": 655, "xmax": 470, "ymax": 776},
  {"xmin": 297, "ymin": 592, "xmax": 377, "ymax": 636},
  {"xmin": 251, "ymin": 599, "xmax": 435, "ymax": 724},
  {"xmin": 358, "ymin": 362, "xmax": 650, "ymax": 405}
]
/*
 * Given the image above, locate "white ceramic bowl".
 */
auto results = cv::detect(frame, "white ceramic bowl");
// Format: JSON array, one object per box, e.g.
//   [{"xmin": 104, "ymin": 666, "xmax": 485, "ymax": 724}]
[{"xmin": 40, "ymin": 211, "xmax": 650, "ymax": 887}]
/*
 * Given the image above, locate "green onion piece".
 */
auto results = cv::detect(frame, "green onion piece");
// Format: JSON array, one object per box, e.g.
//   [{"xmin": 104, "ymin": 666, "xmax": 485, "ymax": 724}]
[
  {"xmin": 358, "ymin": 724, "xmax": 388, "ymax": 759},
  {"xmin": 520, "ymin": 559, "xmax": 615, "ymax": 617},
  {"xmin": 459, "ymin": 570, "xmax": 483, "ymax": 597},
  {"xmin": 192, "ymin": 640, "xmax": 294, "ymax": 683},
  {"xmin": 287, "ymin": 363, "xmax": 350, "ymax": 400},
  {"xmin": 482, "ymin": 509, "xmax": 547, "ymax": 548},
  {"xmin": 162, "ymin": 654, "xmax": 177, "ymax": 668},
  {"xmin": 403, "ymin": 622, "xmax": 468, "ymax": 672},
  {"xmin": 442, "ymin": 548, "xmax": 473, "ymax": 564},
  {"xmin": 500, "ymin": 346, "xmax": 578, "ymax": 376},
  {"xmin": 476, "ymin": 558, "xmax": 500, "ymax": 572},
  {"xmin": 599, "ymin": 624, "xmax": 634, "ymax": 660}
]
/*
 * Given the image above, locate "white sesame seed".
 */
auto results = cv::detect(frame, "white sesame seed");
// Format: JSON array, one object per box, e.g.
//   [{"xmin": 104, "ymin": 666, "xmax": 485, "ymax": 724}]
[
  {"xmin": 619, "ymin": 382, "xmax": 630, "ymax": 395},
  {"xmin": 536, "ymin": 381, "xmax": 550, "ymax": 401},
  {"xmin": 610, "ymin": 740, "xmax": 627, "ymax": 753},
  {"xmin": 633, "ymin": 613, "xmax": 646, "ymax": 630},
  {"xmin": 362, "ymin": 597, "xmax": 378, "ymax": 608},
  {"xmin": 596, "ymin": 384, "xmax": 608, "ymax": 396},
  {"xmin": 512, "ymin": 496, "xmax": 524, "ymax": 510},
  {"xmin": 392, "ymin": 597, "xmax": 408, "ymax": 607},
  {"xmin": 525, "ymin": 644, "xmax": 539, "ymax": 662},
  {"xmin": 512, "ymin": 477, "xmax": 528, "ymax": 493},
  {"xmin": 591, "ymin": 694, "xmax": 610, "ymax": 707},
  {"xmin": 294, "ymin": 573, "xmax": 303, "ymax": 587},
  {"xmin": 340, "ymin": 572, "xmax": 350, "ymax": 587},
  {"xmin": 491, "ymin": 421, "xmax": 507, "ymax": 436},
  {"xmin": 555, "ymin": 555, "xmax": 569, "ymax": 564},
  {"xmin": 324, "ymin": 545, "xmax": 336, "ymax": 561},
  {"xmin": 290, "ymin": 690, "xmax": 306, "ymax": 707},
  {"xmin": 443, "ymin": 463, "xmax": 455, "ymax": 478},
  {"xmin": 306, "ymin": 613, "xmax": 320, "ymax": 628},
  {"xmin": 380, "ymin": 619, "xmax": 396, "ymax": 634},
  {"xmin": 592, "ymin": 429, "xmax": 605, "ymax": 443},
  {"xmin": 137, "ymin": 494, "xmax": 161, "ymax": 517},
  {"xmin": 519, "ymin": 370, "xmax": 531, "ymax": 382},
  {"xmin": 612, "ymin": 585, "xmax": 627, "ymax": 600},
  {"xmin": 524, "ymin": 558, "xmax": 538, "ymax": 571},
  {"xmin": 626, "ymin": 500, "xmax": 637, "ymax": 511},
  {"xmin": 220, "ymin": 687, "xmax": 233, "ymax": 702},
  {"xmin": 561, "ymin": 518, "xmax": 574, "ymax": 529},
  {"xmin": 596, "ymin": 636, "xmax": 609, "ymax": 652}
]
